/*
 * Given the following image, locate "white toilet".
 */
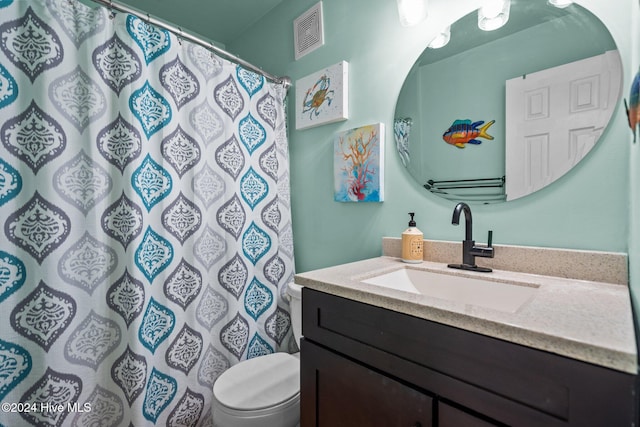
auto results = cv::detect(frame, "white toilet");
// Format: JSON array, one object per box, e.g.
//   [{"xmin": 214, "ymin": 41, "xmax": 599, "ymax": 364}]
[{"xmin": 212, "ymin": 282, "xmax": 303, "ymax": 427}]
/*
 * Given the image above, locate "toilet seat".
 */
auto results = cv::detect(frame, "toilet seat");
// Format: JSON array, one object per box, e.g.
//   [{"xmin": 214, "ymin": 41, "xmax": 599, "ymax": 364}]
[
  {"xmin": 214, "ymin": 352, "xmax": 300, "ymax": 410},
  {"xmin": 213, "ymin": 352, "xmax": 300, "ymax": 427},
  {"xmin": 213, "ymin": 391, "xmax": 299, "ymax": 422}
]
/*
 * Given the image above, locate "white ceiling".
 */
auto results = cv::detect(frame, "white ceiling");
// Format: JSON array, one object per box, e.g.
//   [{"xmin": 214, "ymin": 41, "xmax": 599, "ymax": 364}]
[{"xmin": 117, "ymin": 0, "xmax": 286, "ymax": 45}]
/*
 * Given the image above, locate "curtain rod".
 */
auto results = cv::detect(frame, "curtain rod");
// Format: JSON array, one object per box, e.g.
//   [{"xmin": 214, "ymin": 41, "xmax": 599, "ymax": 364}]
[{"xmin": 88, "ymin": 0, "xmax": 291, "ymax": 89}]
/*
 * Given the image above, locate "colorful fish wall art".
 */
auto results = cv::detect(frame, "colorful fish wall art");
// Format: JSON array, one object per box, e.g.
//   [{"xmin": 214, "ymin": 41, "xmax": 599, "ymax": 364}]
[
  {"xmin": 625, "ymin": 67, "xmax": 640, "ymax": 142},
  {"xmin": 443, "ymin": 119, "xmax": 495, "ymax": 148}
]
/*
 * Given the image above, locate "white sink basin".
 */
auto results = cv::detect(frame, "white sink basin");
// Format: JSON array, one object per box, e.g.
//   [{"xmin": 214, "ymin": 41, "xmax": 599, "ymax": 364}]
[{"xmin": 361, "ymin": 268, "xmax": 538, "ymax": 313}]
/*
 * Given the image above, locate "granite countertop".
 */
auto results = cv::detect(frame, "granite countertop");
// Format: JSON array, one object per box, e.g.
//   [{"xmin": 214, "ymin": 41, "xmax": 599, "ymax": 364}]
[{"xmin": 294, "ymin": 256, "xmax": 638, "ymax": 374}]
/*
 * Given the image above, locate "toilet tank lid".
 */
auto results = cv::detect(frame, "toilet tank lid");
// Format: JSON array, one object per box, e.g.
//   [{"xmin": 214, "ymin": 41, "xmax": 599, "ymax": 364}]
[{"xmin": 214, "ymin": 352, "xmax": 300, "ymax": 411}]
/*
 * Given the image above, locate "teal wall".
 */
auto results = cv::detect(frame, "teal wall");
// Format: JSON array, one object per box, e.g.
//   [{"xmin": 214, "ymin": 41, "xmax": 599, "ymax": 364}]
[{"xmin": 228, "ymin": 0, "xmax": 634, "ymax": 275}]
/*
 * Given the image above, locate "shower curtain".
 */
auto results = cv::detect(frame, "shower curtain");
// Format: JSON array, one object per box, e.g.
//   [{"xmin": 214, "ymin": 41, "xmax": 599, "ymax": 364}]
[{"xmin": 0, "ymin": 0, "xmax": 295, "ymax": 425}]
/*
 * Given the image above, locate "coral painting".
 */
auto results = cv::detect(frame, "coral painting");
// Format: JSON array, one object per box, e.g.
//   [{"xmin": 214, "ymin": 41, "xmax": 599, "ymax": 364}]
[
  {"xmin": 334, "ymin": 123, "xmax": 384, "ymax": 202},
  {"xmin": 296, "ymin": 61, "xmax": 348, "ymax": 130}
]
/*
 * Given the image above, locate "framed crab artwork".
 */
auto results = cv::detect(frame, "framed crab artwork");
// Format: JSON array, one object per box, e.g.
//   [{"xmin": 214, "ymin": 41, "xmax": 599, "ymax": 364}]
[{"xmin": 295, "ymin": 61, "xmax": 349, "ymax": 130}]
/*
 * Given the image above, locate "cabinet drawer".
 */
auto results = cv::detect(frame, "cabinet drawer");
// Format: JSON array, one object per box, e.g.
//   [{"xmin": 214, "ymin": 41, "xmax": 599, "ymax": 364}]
[
  {"xmin": 439, "ymin": 402, "xmax": 499, "ymax": 427},
  {"xmin": 301, "ymin": 339, "xmax": 433, "ymax": 427},
  {"xmin": 303, "ymin": 288, "xmax": 638, "ymax": 426}
]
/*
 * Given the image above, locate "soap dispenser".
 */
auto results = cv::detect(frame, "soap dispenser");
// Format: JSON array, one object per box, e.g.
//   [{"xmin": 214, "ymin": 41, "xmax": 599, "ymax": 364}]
[{"xmin": 402, "ymin": 212, "xmax": 424, "ymax": 263}]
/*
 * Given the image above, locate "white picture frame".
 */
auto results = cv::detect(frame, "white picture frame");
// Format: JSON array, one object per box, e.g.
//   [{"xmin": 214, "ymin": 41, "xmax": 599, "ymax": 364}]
[{"xmin": 295, "ymin": 61, "xmax": 348, "ymax": 130}]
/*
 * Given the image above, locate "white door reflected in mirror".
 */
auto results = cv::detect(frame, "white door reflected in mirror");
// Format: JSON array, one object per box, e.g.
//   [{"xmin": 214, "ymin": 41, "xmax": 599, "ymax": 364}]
[{"xmin": 505, "ymin": 50, "xmax": 622, "ymax": 201}]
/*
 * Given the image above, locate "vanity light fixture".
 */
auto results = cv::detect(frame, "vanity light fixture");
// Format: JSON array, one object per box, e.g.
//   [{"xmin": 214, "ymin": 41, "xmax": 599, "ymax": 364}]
[
  {"xmin": 478, "ymin": 0, "xmax": 510, "ymax": 31},
  {"xmin": 548, "ymin": 0, "xmax": 574, "ymax": 8},
  {"xmin": 428, "ymin": 25, "xmax": 451, "ymax": 49},
  {"xmin": 396, "ymin": 0, "xmax": 428, "ymax": 27}
]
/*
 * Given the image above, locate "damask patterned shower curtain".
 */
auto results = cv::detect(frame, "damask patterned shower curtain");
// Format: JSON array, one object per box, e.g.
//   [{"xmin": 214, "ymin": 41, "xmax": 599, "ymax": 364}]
[{"xmin": 0, "ymin": 0, "xmax": 295, "ymax": 425}]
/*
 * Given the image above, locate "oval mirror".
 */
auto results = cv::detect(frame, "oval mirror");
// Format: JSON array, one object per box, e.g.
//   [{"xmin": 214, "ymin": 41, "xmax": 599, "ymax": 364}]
[{"xmin": 394, "ymin": 0, "xmax": 622, "ymax": 204}]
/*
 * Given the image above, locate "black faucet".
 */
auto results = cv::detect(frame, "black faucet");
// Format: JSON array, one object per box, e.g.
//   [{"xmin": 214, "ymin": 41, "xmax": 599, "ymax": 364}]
[{"xmin": 447, "ymin": 202, "xmax": 494, "ymax": 272}]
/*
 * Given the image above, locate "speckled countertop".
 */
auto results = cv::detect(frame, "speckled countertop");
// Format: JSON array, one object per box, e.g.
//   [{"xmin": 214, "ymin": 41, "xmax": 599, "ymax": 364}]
[{"xmin": 294, "ymin": 255, "xmax": 638, "ymax": 374}]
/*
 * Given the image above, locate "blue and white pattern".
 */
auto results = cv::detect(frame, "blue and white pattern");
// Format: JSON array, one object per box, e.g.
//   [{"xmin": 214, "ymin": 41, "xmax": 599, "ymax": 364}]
[
  {"xmin": 241, "ymin": 167, "xmax": 269, "ymax": 209},
  {"xmin": 132, "ymin": 154, "xmax": 173, "ymax": 211},
  {"xmin": 0, "ymin": 250, "xmax": 25, "ymax": 303},
  {"xmin": 126, "ymin": 15, "xmax": 171, "ymax": 64},
  {"xmin": 237, "ymin": 67, "xmax": 265, "ymax": 98},
  {"xmin": 138, "ymin": 297, "xmax": 175, "ymax": 353},
  {"xmin": 0, "ymin": 157, "xmax": 21, "ymax": 207},
  {"xmin": 0, "ymin": 63, "xmax": 17, "ymax": 109},
  {"xmin": 245, "ymin": 279, "xmax": 274, "ymax": 321},
  {"xmin": 0, "ymin": 0, "xmax": 294, "ymax": 425},
  {"xmin": 243, "ymin": 222, "xmax": 272, "ymax": 265},
  {"xmin": 0, "ymin": 339, "xmax": 31, "ymax": 400},
  {"xmin": 143, "ymin": 369, "xmax": 177, "ymax": 423},
  {"xmin": 135, "ymin": 227, "xmax": 174, "ymax": 283},
  {"xmin": 239, "ymin": 113, "xmax": 267, "ymax": 154},
  {"xmin": 247, "ymin": 333, "xmax": 274, "ymax": 358},
  {"xmin": 130, "ymin": 81, "xmax": 172, "ymax": 138}
]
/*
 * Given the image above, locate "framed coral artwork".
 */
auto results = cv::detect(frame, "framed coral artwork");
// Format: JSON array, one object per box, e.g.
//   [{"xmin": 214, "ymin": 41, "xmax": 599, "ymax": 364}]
[
  {"xmin": 295, "ymin": 61, "xmax": 348, "ymax": 130},
  {"xmin": 334, "ymin": 123, "xmax": 384, "ymax": 202}
]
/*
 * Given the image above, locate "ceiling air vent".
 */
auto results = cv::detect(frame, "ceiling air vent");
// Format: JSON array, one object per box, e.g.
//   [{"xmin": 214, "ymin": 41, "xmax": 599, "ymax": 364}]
[{"xmin": 294, "ymin": 1, "xmax": 324, "ymax": 60}]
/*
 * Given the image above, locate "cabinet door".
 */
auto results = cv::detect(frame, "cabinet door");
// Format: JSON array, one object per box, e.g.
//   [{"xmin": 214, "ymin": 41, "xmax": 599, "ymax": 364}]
[
  {"xmin": 301, "ymin": 339, "xmax": 433, "ymax": 427},
  {"xmin": 439, "ymin": 402, "xmax": 500, "ymax": 427}
]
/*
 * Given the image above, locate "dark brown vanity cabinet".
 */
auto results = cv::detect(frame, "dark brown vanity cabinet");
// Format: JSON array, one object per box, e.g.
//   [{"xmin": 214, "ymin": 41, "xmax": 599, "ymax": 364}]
[{"xmin": 300, "ymin": 288, "xmax": 639, "ymax": 427}]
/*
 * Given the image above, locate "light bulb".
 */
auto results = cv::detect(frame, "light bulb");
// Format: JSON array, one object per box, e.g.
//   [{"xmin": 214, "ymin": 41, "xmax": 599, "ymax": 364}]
[
  {"xmin": 397, "ymin": 0, "xmax": 428, "ymax": 27},
  {"xmin": 428, "ymin": 26, "xmax": 451, "ymax": 49},
  {"xmin": 478, "ymin": 0, "xmax": 510, "ymax": 31},
  {"xmin": 548, "ymin": 0, "xmax": 573, "ymax": 8},
  {"xmin": 483, "ymin": 0, "xmax": 503, "ymax": 18}
]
